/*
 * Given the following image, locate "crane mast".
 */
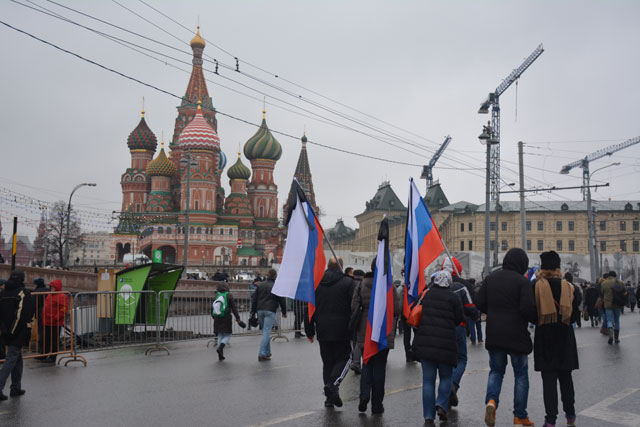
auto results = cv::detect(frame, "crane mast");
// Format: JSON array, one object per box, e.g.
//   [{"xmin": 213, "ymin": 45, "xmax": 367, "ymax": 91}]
[{"xmin": 421, "ymin": 135, "xmax": 452, "ymax": 192}]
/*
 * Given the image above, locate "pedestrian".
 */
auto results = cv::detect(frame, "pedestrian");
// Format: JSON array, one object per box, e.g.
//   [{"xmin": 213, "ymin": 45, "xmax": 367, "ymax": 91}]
[
  {"xmin": 32, "ymin": 278, "xmax": 48, "ymax": 354},
  {"xmin": 293, "ymin": 298, "xmax": 307, "ymax": 338},
  {"xmin": 41, "ymin": 279, "xmax": 69, "ymax": 362},
  {"xmin": 304, "ymin": 256, "xmax": 354, "ymax": 409},
  {"xmin": 533, "ymin": 251, "xmax": 580, "ymax": 427},
  {"xmin": 564, "ymin": 272, "xmax": 582, "ymax": 328},
  {"xmin": 0, "ymin": 270, "xmax": 35, "ymax": 400},
  {"xmin": 247, "ymin": 278, "xmax": 259, "ymax": 331},
  {"xmin": 584, "ymin": 283, "xmax": 600, "ymax": 327},
  {"xmin": 477, "ymin": 248, "xmax": 537, "ymax": 427},
  {"xmin": 349, "ymin": 269, "xmax": 366, "ymax": 374},
  {"xmin": 468, "ymin": 278, "xmax": 484, "ymax": 344},
  {"xmin": 412, "ymin": 270, "xmax": 464, "ymax": 424},
  {"xmin": 600, "ymin": 271, "xmax": 625, "ymax": 344},
  {"xmin": 595, "ymin": 276, "xmax": 608, "ymax": 334},
  {"xmin": 344, "ymin": 267, "xmax": 354, "ymax": 278},
  {"xmin": 352, "ymin": 259, "xmax": 400, "ymax": 414},
  {"xmin": 250, "ymin": 269, "xmax": 286, "ymax": 361},
  {"xmin": 626, "ymin": 284, "xmax": 636, "ymax": 312},
  {"xmin": 441, "ymin": 256, "xmax": 480, "ymax": 410},
  {"xmin": 212, "ymin": 283, "xmax": 245, "ymax": 361}
]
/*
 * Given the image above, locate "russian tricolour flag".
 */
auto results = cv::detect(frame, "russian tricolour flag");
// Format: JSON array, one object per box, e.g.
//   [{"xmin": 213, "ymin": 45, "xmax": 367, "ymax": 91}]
[
  {"xmin": 363, "ymin": 217, "xmax": 394, "ymax": 365},
  {"xmin": 272, "ymin": 179, "xmax": 326, "ymax": 319},
  {"xmin": 404, "ymin": 178, "xmax": 445, "ymax": 318}
]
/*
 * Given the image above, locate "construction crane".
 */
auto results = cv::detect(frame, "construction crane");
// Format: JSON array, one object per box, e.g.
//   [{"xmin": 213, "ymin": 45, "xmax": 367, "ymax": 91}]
[
  {"xmin": 559, "ymin": 135, "xmax": 640, "ymax": 282},
  {"xmin": 478, "ymin": 44, "xmax": 544, "ymax": 274},
  {"xmin": 421, "ymin": 135, "xmax": 452, "ymax": 192}
]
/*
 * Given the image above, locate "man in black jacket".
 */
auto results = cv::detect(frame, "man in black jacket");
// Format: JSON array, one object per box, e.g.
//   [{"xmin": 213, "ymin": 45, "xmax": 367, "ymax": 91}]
[
  {"xmin": 0, "ymin": 270, "xmax": 36, "ymax": 400},
  {"xmin": 305, "ymin": 257, "xmax": 354, "ymax": 408},
  {"xmin": 250, "ymin": 269, "xmax": 287, "ymax": 361},
  {"xmin": 477, "ymin": 248, "xmax": 537, "ymax": 427}
]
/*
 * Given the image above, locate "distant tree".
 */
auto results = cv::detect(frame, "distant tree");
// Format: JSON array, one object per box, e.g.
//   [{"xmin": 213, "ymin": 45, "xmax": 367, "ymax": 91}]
[{"xmin": 46, "ymin": 201, "xmax": 84, "ymax": 267}]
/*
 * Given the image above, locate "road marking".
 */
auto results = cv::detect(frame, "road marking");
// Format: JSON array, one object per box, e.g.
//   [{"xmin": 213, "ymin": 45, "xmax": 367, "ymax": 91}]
[
  {"xmin": 246, "ymin": 411, "xmax": 315, "ymax": 427},
  {"xmin": 579, "ymin": 388, "xmax": 640, "ymax": 426}
]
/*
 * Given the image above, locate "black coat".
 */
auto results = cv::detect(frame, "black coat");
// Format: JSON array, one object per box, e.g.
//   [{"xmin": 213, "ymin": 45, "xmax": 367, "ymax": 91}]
[
  {"xmin": 251, "ymin": 279, "xmax": 286, "ymax": 315},
  {"xmin": 532, "ymin": 277, "xmax": 580, "ymax": 372},
  {"xmin": 584, "ymin": 287, "xmax": 600, "ymax": 316},
  {"xmin": 477, "ymin": 248, "xmax": 537, "ymax": 355},
  {"xmin": 213, "ymin": 284, "xmax": 241, "ymax": 335},
  {"xmin": 412, "ymin": 286, "xmax": 464, "ymax": 367},
  {"xmin": 0, "ymin": 278, "xmax": 35, "ymax": 347},
  {"xmin": 305, "ymin": 269, "xmax": 354, "ymax": 341}
]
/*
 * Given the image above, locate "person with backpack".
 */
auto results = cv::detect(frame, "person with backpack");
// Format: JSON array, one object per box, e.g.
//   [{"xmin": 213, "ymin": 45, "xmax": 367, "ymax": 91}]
[
  {"xmin": 0, "ymin": 270, "xmax": 35, "ymax": 400},
  {"xmin": 211, "ymin": 283, "xmax": 245, "ymax": 361},
  {"xmin": 600, "ymin": 271, "xmax": 627, "ymax": 344}
]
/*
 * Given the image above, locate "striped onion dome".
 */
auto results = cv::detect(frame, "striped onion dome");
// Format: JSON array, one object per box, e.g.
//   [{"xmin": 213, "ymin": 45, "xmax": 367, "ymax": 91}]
[
  {"xmin": 127, "ymin": 111, "xmax": 157, "ymax": 151},
  {"xmin": 147, "ymin": 145, "xmax": 177, "ymax": 177},
  {"xmin": 243, "ymin": 112, "xmax": 282, "ymax": 161},
  {"xmin": 178, "ymin": 103, "xmax": 220, "ymax": 151},
  {"xmin": 227, "ymin": 152, "xmax": 251, "ymax": 180},
  {"xmin": 218, "ymin": 150, "xmax": 227, "ymax": 170}
]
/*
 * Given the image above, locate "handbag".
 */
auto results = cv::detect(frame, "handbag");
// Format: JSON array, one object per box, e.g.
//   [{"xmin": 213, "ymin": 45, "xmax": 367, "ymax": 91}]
[
  {"xmin": 348, "ymin": 283, "xmax": 363, "ymax": 334},
  {"xmin": 406, "ymin": 288, "xmax": 429, "ymax": 328},
  {"xmin": 595, "ymin": 296, "xmax": 603, "ymax": 311},
  {"xmin": 582, "ymin": 309, "xmax": 589, "ymax": 321}
]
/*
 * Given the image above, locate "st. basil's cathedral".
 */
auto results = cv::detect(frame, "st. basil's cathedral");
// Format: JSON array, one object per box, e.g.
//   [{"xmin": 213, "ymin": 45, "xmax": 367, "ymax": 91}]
[{"xmin": 112, "ymin": 28, "xmax": 317, "ymax": 267}]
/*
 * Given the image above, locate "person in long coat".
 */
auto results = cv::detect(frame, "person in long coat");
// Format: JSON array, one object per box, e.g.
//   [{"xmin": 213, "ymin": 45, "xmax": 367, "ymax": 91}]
[
  {"xmin": 583, "ymin": 283, "xmax": 600, "ymax": 327},
  {"xmin": 213, "ymin": 283, "xmax": 244, "ymax": 360},
  {"xmin": 532, "ymin": 251, "xmax": 580, "ymax": 427}
]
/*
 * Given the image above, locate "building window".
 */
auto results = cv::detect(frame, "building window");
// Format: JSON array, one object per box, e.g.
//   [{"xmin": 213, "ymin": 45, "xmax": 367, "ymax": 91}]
[
  {"xmin": 166, "ymin": 227, "xmax": 171, "ymax": 234},
  {"xmin": 601, "ymin": 241, "xmax": 606, "ymax": 252},
  {"xmin": 600, "ymin": 221, "xmax": 606, "ymax": 231},
  {"xmin": 469, "ymin": 222, "xmax": 473, "ymax": 232},
  {"xmin": 196, "ymin": 227, "xmax": 202, "ymax": 234},
  {"xmin": 190, "ymin": 227, "xmax": 194, "ymax": 234},
  {"xmin": 556, "ymin": 240, "xmax": 563, "ymax": 251},
  {"xmin": 229, "ymin": 229, "xmax": 233, "ymax": 236},
  {"xmin": 568, "ymin": 221, "xmax": 574, "ymax": 231},
  {"xmin": 194, "ymin": 200, "xmax": 199, "ymax": 210},
  {"xmin": 460, "ymin": 223, "xmax": 464, "ymax": 232},
  {"xmin": 468, "ymin": 240, "xmax": 473, "ymax": 251},
  {"xmin": 220, "ymin": 228, "xmax": 224, "ymax": 235},
  {"xmin": 620, "ymin": 240, "xmax": 627, "ymax": 251},
  {"xmin": 537, "ymin": 221, "xmax": 544, "ymax": 231},
  {"xmin": 248, "ymin": 231, "xmax": 252, "ymax": 238},
  {"xmin": 490, "ymin": 222, "xmax": 496, "ymax": 231},
  {"xmin": 569, "ymin": 240, "xmax": 575, "ymax": 251},
  {"xmin": 490, "ymin": 240, "xmax": 496, "ymax": 250},
  {"xmin": 136, "ymin": 204, "xmax": 141, "ymax": 212},
  {"xmin": 501, "ymin": 240, "xmax": 508, "ymax": 250},
  {"xmin": 633, "ymin": 220, "xmax": 639, "ymax": 231},
  {"xmin": 526, "ymin": 240, "xmax": 532, "ymax": 251},
  {"xmin": 538, "ymin": 240, "xmax": 544, "ymax": 251},
  {"xmin": 556, "ymin": 221, "xmax": 562, "ymax": 231},
  {"xmin": 501, "ymin": 222, "xmax": 507, "ymax": 231},
  {"xmin": 526, "ymin": 221, "xmax": 531, "ymax": 231},
  {"xmin": 460, "ymin": 241, "xmax": 464, "ymax": 251},
  {"xmin": 240, "ymin": 231, "xmax": 246, "ymax": 238},
  {"xmin": 158, "ymin": 227, "xmax": 164, "ymax": 234},
  {"xmin": 620, "ymin": 221, "xmax": 626, "ymax": 231},
  {"xmin": 633, "ymin": 240, "xmax": 639, "ymax": 252}
]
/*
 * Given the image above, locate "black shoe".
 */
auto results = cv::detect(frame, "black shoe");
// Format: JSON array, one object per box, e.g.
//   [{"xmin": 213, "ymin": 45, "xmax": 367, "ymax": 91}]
[
  {"xmin": 371, "ymin": 404, "xmax": 384, "ymax": 415},
  {"xmin": 436, "ymin": 405, "xmax": 447, "ymax": 421},
  {"xmin": 217, "ymin": 343, "xmax": 226, "ymax": 361},
  {"xmin": 614, "ymin": 330, "xmax": 620, "ymax": 344},
  {"xmin": 608, "ymin": 327, "xmax": 614, "ymax": 345},
  {"xmin": 9, "ymin": 389, "xmax": 25, "ymax": 397},
  {"xmin": 358, "ymin": 397, "xmax": 369, "ymax": 412},
  {"xmin": 351, "ymin": 365, "xmax": 361, "ymax": 375},
  {"xmin": 324, "ymin": 397, "xmax": 334, "ymax": 408},
  {"xmin": 449, "ymin": 385, "xmax": 459, "ymax": 408},
  {"xmin": 294, "ymin": 331, "xmax": 303, "ymax": 338},
  {"xmin": 0, "ymin": 392, "xmax": 7, "ymax": 401},
  {"xmin": 323, "ymin": 385, "xmax": 343, "ymax": 408}
]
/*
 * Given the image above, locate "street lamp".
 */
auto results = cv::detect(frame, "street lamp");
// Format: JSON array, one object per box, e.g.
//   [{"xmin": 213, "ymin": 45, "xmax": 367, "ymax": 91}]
[
  {"xmin": 65, "ymin": 183, "xmax": 96, "ymax": 267},
  {"xmin": 180, "ymin": 150, "xmax": 198, "ymax": 276}
]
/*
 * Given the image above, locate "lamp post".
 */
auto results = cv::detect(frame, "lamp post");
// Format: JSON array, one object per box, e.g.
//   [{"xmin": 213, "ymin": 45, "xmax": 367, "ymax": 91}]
[
  {"xmin": 65, "ymin": 183, "xmax": 96, "ymax": 267},
  {"xmin": 180, "ymin": 150, "xmax": 198, "ymax": 276}
]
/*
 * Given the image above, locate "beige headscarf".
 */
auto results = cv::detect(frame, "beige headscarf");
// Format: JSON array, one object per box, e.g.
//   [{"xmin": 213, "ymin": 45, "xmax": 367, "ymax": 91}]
[{"xmin": 535, "ymin": 269, "xmax": 574, "ymax": 326}]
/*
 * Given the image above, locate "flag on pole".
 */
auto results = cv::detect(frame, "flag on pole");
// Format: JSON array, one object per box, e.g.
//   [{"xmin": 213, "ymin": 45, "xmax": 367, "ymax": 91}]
[
  {"xmin": 272, "ymin": 179, "xmax": 326, "ymax": 320},
  {"xmin": 403, "ymin": 178, "xmax": 445, "ymax": 318},
  {"xmin": 363, "ymin": 217, "xmax": 394, "ymax": 365}
]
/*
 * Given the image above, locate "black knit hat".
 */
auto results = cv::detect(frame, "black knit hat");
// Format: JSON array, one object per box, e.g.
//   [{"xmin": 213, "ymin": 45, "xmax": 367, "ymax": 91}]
[{"xmin": 540, "ymin": 251, "xmax": 561, "ymax": 270}]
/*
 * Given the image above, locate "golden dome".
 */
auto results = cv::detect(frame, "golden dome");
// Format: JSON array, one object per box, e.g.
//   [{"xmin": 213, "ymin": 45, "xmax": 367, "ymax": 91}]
[
  {"xmin": 147, "ymin": 143, "xmax": 177, "ymax": 177},
  {"xmin": 190, "ymin": 26, "xmax": 206, "ymax": 49}
]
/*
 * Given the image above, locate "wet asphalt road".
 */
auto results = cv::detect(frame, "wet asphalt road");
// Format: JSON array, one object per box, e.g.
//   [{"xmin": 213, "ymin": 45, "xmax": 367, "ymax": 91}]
[{"xmin": 1, "ymin": 314, "xmax": 640, "ymax": 427}]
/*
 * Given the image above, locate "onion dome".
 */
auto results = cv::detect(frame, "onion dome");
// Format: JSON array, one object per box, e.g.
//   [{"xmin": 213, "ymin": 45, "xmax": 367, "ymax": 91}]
[
  {"xmin": 190, "ymin": 26, "xmax": 206, "ymax": 49},
  {"xmin": 147, "ymin": 142, "xmax": 177, "ymax": 177},
  {"xmin": 227, "ymin": 152, "xmax": 251, "ymax": 180},
  {"xmin": 218, "ymin": 150, "xmax": 227, "ymax": 170},
  {"xmin": 127, "ymin": 110, "xmax": 157, "ymax": 151},
  {"xmin": 243, "ymin": 110, "xmax": 282, "ymax": 161},
  {"xmin": 178, "ymin": 102, "xmax": 220, "ymax": 151}
]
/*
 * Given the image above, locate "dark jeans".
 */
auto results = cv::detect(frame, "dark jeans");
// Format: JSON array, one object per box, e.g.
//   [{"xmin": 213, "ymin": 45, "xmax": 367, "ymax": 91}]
[
  {"xmin": 360, "ymin": 348, "xmax": 389, "ymax": 411},
  {"xmin": 319, "ymin": 340, "xmax": 352, "ymax": 388},
  {"xmin": 469, "ymin": 316, "xmax": 483, "ymax": 342},
  {"xmin": 0, "ymin": 345, "xmax": 23, "ymax": 393},
  {"xmin": 451, "ymin": 326, "xmax": 468, "ymax": 389},
  {"xmin": 541, "ymin": 370, "xmax": 575, "ymax": 423},
  {"xmin": 485, "ymin": 350, "xmax": 530, "ymax": 419},
  {"xmin": 401, "ymin": 318, "xmax": 413, "ymax": 357}
]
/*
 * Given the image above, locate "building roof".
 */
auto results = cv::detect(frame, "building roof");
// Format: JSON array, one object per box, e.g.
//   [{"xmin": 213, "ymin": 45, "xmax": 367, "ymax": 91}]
[
  {"xmin": 147, "ymin": 146, "xmax": 177, "ymax": 177},
  {"xmin": 178, "ymin": 103, "xmax": 220, "ymax": 151},
  {"xmin": 127, "ymin": 112, "xmax": 157, "ymax": 151},
  {"xmin": 439, "ymin": 201, "xmax": 479, "ymax": 213},
  {"xmin": 326, "ymin": 219, "xmax": 356, "ymax": 243},
  {"xmin": 190, "ymin": 26, "xmax": 206, "ymax": 49},
  {"xmin": 218, "ymin": 150, "xmax": 227, "ymax": 170},
  {"xmin": 470, "ymin": 200, "xmax": 640, "ymax": 213},
  {"xmin": 362, "ymin": 182, "xmax": 406, "ymax": 214},
  {"xmin": 424, "ymin": 182, "xmax": 450, "ymax": 212},
  {"xmin": 227, "ymin": 152, "xmax": 251, "ymax": 180},
  {"xmin": 243, "ymin": 112, "xmax": 282, "ymax": 161}
]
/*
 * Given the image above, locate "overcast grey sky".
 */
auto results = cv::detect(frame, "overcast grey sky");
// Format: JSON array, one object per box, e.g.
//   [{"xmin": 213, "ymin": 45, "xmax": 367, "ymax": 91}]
[{"xmin": 1, "ymin": 0, "xmax": 639, "ymax": 238}]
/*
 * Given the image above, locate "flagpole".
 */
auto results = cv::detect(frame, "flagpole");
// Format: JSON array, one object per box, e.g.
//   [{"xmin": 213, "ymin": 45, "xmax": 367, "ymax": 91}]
[
  {"xmin": 322, "ymin": 233, "xmax": 344, "ymax": 273},
  {"xmin": 440, "ymin": 239, "xmax": 462, "ymax": 277}
]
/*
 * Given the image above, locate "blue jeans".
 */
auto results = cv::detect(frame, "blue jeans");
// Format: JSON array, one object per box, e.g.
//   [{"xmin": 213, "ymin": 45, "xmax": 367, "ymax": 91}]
[
  {"xmin": 217, "ymin": 333, "xmax": 231, "ymax": 347},
  {"xmin": 360, "ymin": 348, "xmax": 389, "ymax": 411},
  {"xmin": 605, "ymin": 308, "xmax": 621, "ymax": 331},
  {"xmin": 451, "ymin": 326, "xmax": 468, "ymax": 389},
  {"xmin": 486, "ymin": 350, "xmax": 529, "ymax": 419},
  {"xmin": 599, "ymin": 308, "xmax": 607, "ymax": 325},
  {"xmin": 258, "ymin": 310, "xmax": 276, "ymax": 357},
  {"xmin": 421, "ymin": 359, "xmax": 453, "ymax": 420},
  {"xmin": 469, "ymin": 317, "xmax": 483, "ymax": 342},
  {"xmin": 0, "ymin": 345, "xmax": 23, "ymax": 393}
]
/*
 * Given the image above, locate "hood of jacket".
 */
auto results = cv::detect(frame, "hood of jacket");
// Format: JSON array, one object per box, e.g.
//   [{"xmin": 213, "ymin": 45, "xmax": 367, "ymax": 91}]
[
  {"xmin": 49, "ymin": 279, "xmax": 63, "ymax": 292},
  {"xmin": 502, "ymin": 248, "xmax": 529, "ymax": 275},
  {"xmin": 5, "ymin": 270, "xmax": 25, "ymax": 290},
  {"xmin": 319, "ymin": 269, "xmax": 346, "ymax": 287}
]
